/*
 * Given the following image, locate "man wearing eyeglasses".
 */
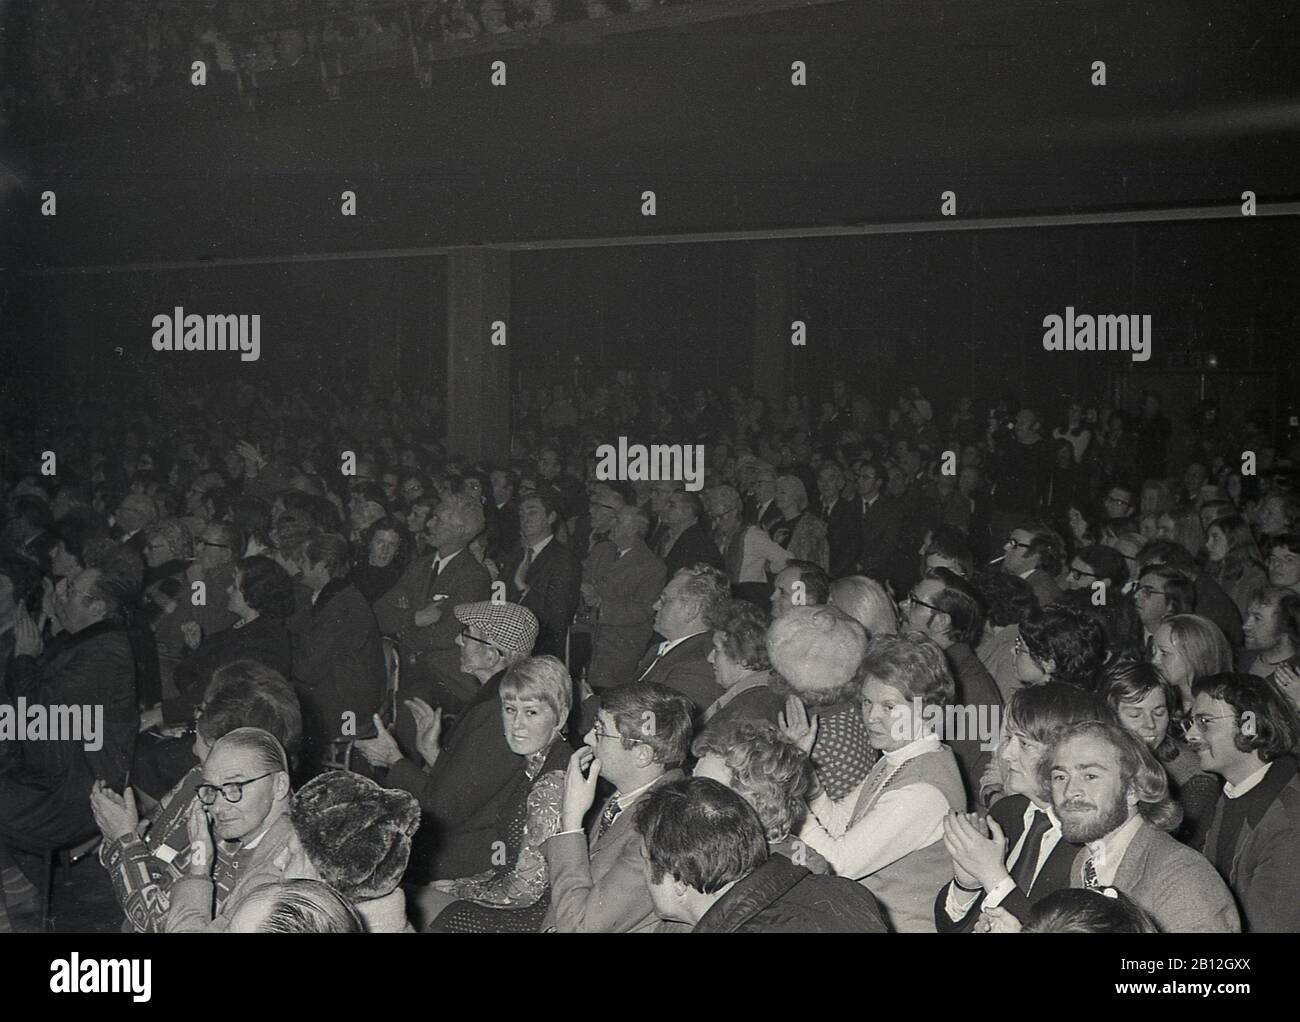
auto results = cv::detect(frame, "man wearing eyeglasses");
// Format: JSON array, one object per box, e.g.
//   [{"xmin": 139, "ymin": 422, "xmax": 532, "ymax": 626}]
[
  {"xmin": 544, "ymin": 683, "xmax": 695, "ymax": 932},
  {"xmin": 358, "ymin": 601, "xmax": 538, "ymax": 882},
  {"xmin": 1102, "ymin": 485, "xmax": 1136, "ymax": 521},
  {"xmin": 0, "ymin": 560, "xmax": 138, "ymax": 863},
  {"xmin": 1000, "ymin": 523, "xmax": 1064, "ymax": 609},
  {"xmin": 180, "ymin": 522, "xmax": 241, "ymax": 642},
  {"xmin": 1188, "ymin": 673, "xmax": 1300, "ymax": 932}
]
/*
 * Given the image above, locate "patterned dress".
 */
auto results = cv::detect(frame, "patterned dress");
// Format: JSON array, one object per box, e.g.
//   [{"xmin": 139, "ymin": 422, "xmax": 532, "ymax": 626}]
[{"xmin": 428, "ymin": 738, "xmax": 571, "ymax": 933}]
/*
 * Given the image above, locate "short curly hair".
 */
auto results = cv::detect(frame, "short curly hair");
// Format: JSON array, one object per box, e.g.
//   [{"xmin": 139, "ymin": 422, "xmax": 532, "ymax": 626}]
[
  {"xmin": 712, "ymin": 599, "xmax": 771, "ymax": 672},
  {"xmin": 859, "ymin": 632, "xmax": 955, "ymax": 710},
  {"xmin": 691, "ymin": 721, "xmax": 814, "ymax": 841}
]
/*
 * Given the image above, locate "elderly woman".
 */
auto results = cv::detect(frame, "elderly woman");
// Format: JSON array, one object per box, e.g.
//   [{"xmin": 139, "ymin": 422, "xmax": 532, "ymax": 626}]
[
  {"xmin": 698, "ymin": 598, "xmax": 782, "ymax": 733},
  {"xmin": 411, "ymin": 655, "xmax": 573, "ymax": 933},
  {"xmin": 770, "ymin": 475, "xmax": 828, "ymax": 571},
  {"xmin": 787, "ymin": 633, "xmax": 966, "ymax": 932},
  {"xmin": 165, "ymin": 726, "xmax": 297, "ymax": 932},
  {"xmin": 94, "ymin": 661, "xmax": 303, "ymax": 933},
  {"xmin": 1100, "ymin": 655, "xmax": 1219, "ymax": 848},
  {"xmin": 693, "ymin": 719, "xmax": 829, "ymax": 873},
  {"xmin": 705, "ymin": 484, "xmax": 789, "ymax": 608},
  {"xmin": 829, "ymin": 575, "xmax": 899, "ymax": 639}
]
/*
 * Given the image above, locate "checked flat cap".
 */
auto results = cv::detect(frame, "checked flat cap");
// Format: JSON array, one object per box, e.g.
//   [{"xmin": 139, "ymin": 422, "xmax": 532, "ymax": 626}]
[{"xmin": 454, "ymin": 601, "xmax": 539, "ymax": 657}]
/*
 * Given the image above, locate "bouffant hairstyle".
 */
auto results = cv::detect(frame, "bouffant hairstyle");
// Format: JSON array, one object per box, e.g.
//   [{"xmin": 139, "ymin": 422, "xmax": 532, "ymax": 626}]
[
  {"xmin": 691, "ymin": 721, "xmax": 814, "ymax": 841},
  {"xmin": 828, "ymin": 575, "xmax": 898, "ymax": 639},
  {"xmin": 290, "ymin": 771, "xmax": 422, "ymax": 901}
]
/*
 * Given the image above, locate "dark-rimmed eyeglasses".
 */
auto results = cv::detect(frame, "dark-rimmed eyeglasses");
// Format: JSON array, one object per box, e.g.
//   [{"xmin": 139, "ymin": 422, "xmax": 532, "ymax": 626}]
[
  {"xmin": 1135, "ymin": 584, "xmax": 1167, "ymax": 599},
  {"xmin": 904, "ymin": 591, "xmax": 941, "ymax": 614},
  {"xmin": 198, "ymin": 540, "xmax": 230, "ymax": 550},
  {"xmin": 1005, "ymin": 537, "xmax": 1034, "ymax": 551},
  {"xmin": 196, "ymin": 771, "xmax": 275, "ymax": 806},
  {"xmin": 1068, "ymin": 566, "xmax": 1099, "ymax": 580},
  {"xmin": 591, "ymin": 719, "xmax": 629, "ymax": 742},
  {"xmin": 459, "ymin": 625, "xmax": 497, "ymax": 650}
]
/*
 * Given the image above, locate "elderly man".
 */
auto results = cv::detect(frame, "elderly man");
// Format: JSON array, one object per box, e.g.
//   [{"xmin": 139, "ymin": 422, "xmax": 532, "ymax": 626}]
[
  {"xmin": 113, "ymin": 493, "xmax": 158, "ymax": 554},
  {"xmin": 657, "ymin": 491, "xmax": 724, "ymax": 579},
  {"xmin": 635, "ymin": 565, "xmax": 730, "ymax": 713},
  {"xmin": 583, "ymin": 505, "xmax": 666, "ymax": 690},
  {"xmin": 358, "ymin": 602, "xmax": 539, "ymax": 881},
  {"xmin": 375, "ymin": 493, "xmax": 492, "ymax": 727}
]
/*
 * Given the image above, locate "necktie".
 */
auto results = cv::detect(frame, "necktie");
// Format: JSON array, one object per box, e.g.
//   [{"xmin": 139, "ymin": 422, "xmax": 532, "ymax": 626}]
[
  {"xmin": 597, "ymin": 795, "xmax": 623, "ymax": 839},
  {"xmin": 1083, "ymin": 854, "xmax": 1099, "ymax": 889},
  {"xmin": 638, "ymin": 642, "xmax": 669, "ymax": 681},
  {"xmin": 1010, "ymin": 809, "xmax": 1054, "ymax": 893},
  {"xmin": 520, "ymin": 546, "xmax": 534, "ymax": 585}
]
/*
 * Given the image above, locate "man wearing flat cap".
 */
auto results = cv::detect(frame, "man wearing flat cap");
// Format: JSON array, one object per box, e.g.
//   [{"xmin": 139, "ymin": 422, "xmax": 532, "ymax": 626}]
[{"xmin": 357, "ymin": 601, "xmax": 540, "ymax": 881}]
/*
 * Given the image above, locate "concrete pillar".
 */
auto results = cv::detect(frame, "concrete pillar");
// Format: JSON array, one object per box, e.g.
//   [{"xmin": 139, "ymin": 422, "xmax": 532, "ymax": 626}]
[{"xmin": 446, "ymin": 248, "xmax": 511, "ymax": 461}]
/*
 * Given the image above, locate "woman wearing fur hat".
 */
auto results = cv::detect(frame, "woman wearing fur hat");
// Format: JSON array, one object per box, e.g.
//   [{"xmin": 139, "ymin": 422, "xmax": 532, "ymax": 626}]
[
  {"xmin": 409, "ymin": 656, "xmax": 573, "ymax": 932},
  {"xmin": 284, "ymin": 771, "xmax": 421, "ymax": 933}
]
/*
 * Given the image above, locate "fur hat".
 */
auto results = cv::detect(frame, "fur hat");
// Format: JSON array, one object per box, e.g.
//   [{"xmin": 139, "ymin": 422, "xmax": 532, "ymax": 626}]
[
  {"xmin": 768, "ymin": 605, "xmax": 868, "ymax": 697},
  {"xmin": 290, "ymin": 771, "xmax": 421, "ymax": 901}
]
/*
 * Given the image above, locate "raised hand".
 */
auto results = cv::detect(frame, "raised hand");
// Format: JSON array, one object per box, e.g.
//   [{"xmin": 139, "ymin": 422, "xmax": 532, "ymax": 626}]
[
  {"xmin": 90, "ymin": 780, "xmax": 140, "ymax": 843},
  {"xmin": 13, "ymin": 609, "xmax": 43, "ymax": 657},
  {"xmin": 186, "ymin": 800, "xmax": 215, "ymax": 876},
  {"xmin": 406, "ymin": 697, "xmax": 443, "ymax": 768},
  {"xmin": 778, "ymin": 694, "xmax": 818, "ymax": 755},
  {"xmin": 355, "ymin": 714, "xmax": 403, "ymax": 769},
  {"xmin": 180, "ymin": 620, "xmax": 202, "ymax": 651}
]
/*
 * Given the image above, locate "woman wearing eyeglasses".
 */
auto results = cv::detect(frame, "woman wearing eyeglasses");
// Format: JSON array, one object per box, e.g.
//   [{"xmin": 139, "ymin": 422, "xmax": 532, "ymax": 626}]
[
  {"xmin": 164, "ymin": 727, "xmax": 297, "ymax": 932},
  {"xmin": 1099, "ymin": 656, "xmax": 1220, "ymax": 850}
]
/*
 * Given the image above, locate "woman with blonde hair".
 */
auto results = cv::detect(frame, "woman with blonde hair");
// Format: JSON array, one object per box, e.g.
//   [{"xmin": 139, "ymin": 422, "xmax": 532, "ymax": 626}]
[
  {"xmin": 770, "ymin": 475, "xmax": 828, "ymax": 571},
  {"xmin": 1149, "ymin": 613, "xmax": 1233, "ymax": 711},
  {"xmin": 828, "ymin": 575, "xmax": 899, "ymax": 639}
]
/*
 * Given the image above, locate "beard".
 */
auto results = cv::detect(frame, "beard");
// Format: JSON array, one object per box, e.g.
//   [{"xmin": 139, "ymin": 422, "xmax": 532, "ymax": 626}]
[{"xmin": 1057, "ymin": 786, "xmax": 1132, "ymax": 845}]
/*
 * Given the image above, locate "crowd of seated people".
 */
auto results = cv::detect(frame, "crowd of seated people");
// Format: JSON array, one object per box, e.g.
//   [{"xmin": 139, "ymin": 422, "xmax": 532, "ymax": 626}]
[
  {"xmin": 1, "ymin": 366, "xmax": 1299, "ymax": 933},
  {"xmin": 1, "ymin": 0, "xmax": 702, "ymax": 111}
]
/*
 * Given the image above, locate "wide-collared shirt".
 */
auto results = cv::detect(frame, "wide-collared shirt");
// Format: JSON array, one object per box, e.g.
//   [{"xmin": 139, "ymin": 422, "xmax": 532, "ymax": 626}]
[{"xmin": 1223, "ymin": 761, "xmax": 1271, "ymax": 799}]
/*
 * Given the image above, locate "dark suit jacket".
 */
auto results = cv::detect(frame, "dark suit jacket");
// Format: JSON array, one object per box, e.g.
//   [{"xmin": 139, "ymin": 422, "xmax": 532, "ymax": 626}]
[
  {"xmin": 585, "ymin": 540, "xmax": 667, "ymax": 689},
  {"xmin": 373, "ymin": 547, "xmax": 492, "ymax": 718},
  {"xmin": 544, "ymin": 769, "xmax": 688, "ymax": 933},
  {"xmin": 490, "ymin": 499, "xmax": 521, "ymax": 562},
  {"xmin": 385, "ymin": 669, "xmax": 525, "ymax": 881},
  {"xmin": 291, "ymin": 579, "xmax": 387, "ymax": 752},
  {"xmin": 1193, "ymin": 573, "xmax": 1245, "ymax": 649},
  {"xmin": 1069, "ymin": 818, "xmax": 1240, "ymax": 932},
  {"xmin": 698, "ymin": 674, "xmax": 784, "ymax": 736},
  {"xmin": 856, "ymin": 493, "xmax": 904, "ymax": 583},
  {"xmin": 1, "ymin": 620, "xmax": 137, "ymax": 847},
  {"xmin": 933, "ymin": 794, "xmax": 1080, "ymax": 932},
  {"xmin": 1201, "ymin": 756, "xmax": 1300, "ymax": 932},
  {"xmin": 818, "ymin": 497, "xmax": 862, "ymax": 579},
  {"xmin": 662, "ymin": 521, "xmax": 725, "ymax": 579},
  {"xmin": 943, "ymin": 642, "xmax": 1004, "ymax": 800},
  {"xmin": 504, "ymin": 538, "xmax": 582, "ymax": 661},
  {"xmin": 635, "ymin": 631, "xmax": 723, "ymax": 713},
  {"xmin": 164, "ymin": 614, "xmax": 293, "ymax": 725},
  {"xmin": 1023, "ymin": 568, "xmax": 1062, "ymax": 609}
]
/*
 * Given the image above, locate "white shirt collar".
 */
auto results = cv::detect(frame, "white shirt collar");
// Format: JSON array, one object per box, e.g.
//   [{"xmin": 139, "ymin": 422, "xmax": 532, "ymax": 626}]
[
  {"xmin": 656, "ymin": 630, "xmax": 708, "ymax": 658},
  {"xmin": 1086, "ymin": 812, "xmax": 1144, "ymax": 875},
  {"xmin": 613, "ymin": 776, "xmax": 662, "ymax": 808},
  {"xmin": 433, "ymin": 547, "xmax": 463, "ymax": 572},
  {"xmin": 1017, "ymin": 567, "xmax": 1036, "ymax": 580},
  {"xmin": 1224, "ymin": 760, "xmax": 1272, "ymax": 799},
  {"xmin": 881, "ymin": 732, "xmax": 941, "ymax": 767},
  {"xmin": 529, "ymin": 534, "xmax": 554, "ymax": 558},
  {"xmin": 1025, "ymin": 800, "xmax": 1062, "ymax": 833}
]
